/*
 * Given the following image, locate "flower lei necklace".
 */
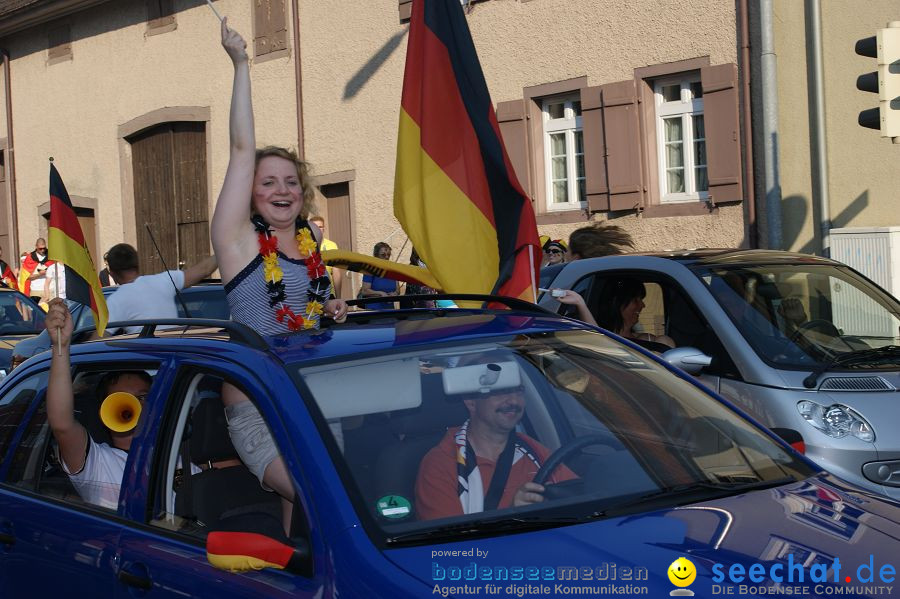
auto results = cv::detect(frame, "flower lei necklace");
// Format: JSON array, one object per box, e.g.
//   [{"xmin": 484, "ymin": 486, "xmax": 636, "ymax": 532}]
[{"xmin": 252, "ymin": 215, "xmax": 331, "ymax": 331}]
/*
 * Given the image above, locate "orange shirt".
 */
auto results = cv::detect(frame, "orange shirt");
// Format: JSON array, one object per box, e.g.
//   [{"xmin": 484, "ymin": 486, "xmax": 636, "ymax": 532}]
[{"xmin": 415, "ymin": 428, "xmax": 576, "ymax": 521}]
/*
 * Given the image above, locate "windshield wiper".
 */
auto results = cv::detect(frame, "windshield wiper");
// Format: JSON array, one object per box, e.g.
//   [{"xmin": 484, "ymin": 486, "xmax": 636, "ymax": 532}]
[
  {"xmin": 386, "ymin": 478, "xmax": 797, "ymax": 545},
  {"xmin": 581, "ymin": 476, "xmax": 799, "ymax": 520},
  {"xmin": 803, "ymin": 345, "xmax": 900, "ymax": 389},
  {"xmin": 386, "ymin": 515, "xmax": 581, "ymax": 545}
]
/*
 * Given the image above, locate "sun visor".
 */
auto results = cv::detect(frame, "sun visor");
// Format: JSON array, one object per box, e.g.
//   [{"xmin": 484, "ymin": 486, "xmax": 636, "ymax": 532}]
[
  {"xmin": 303, "ymin": 357, "xmax": 422, "ymax": 419},
  {"xmin": 442, "ymin": 361, "xmax": 521, "ymax": 396}
]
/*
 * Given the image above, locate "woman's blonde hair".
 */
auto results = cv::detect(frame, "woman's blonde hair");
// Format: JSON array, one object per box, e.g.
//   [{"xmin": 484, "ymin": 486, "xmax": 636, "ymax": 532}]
[{"xmin": 255, "ymin": 146, "xmax": 316, "ymax": 219}]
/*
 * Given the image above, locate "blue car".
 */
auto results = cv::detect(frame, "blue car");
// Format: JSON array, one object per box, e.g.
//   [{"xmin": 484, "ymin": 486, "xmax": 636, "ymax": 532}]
[{"xmin": 1, "ymin": 296, "xmax": 899, "ymax": 597}]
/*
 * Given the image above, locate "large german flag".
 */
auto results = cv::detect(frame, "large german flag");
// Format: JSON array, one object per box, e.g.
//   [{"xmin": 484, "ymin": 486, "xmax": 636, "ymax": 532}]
[
  {"xmin": 47, "ymin": 163, "xmax": 108, "ymax": 336},
  {"xmin": 394, "ymin": 0, "xmax": 540, "ymax": 302}
]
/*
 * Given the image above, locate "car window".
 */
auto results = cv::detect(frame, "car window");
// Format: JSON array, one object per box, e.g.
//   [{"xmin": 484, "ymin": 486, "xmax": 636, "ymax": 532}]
[
  {"xmin": 5, "ymin": 366, "xmax": 161, "ymax": 513},
  {"xmin": 0, "ymin": 371, "xmax": 48, "ymax": 461},
  {"xmin": 0, "ymin": 293, "xmax": 46, "ymax": 334},
  {"xmin": 294, "ymin": 330, "xmax": 815, "ymax": 545},
  {"xmin": 147, "ymin": 370, "xmax": 285, "ymax": 541},
  {"xmin": 699, "ymin": 264, "xmax": 900, "ymax": 368},
  {"xmin": 177, "ymin": 288, "xmax": 230, "ymax": 320}
]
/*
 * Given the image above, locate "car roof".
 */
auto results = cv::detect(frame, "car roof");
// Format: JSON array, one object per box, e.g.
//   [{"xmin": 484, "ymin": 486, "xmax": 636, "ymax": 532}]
[
  {"xmin": 62, "ymin": 302, "xmax": 589, "ymax": 367},
  {"xmin": 616, "ymin": 248, "xmax": 839, "ymax": 267}
]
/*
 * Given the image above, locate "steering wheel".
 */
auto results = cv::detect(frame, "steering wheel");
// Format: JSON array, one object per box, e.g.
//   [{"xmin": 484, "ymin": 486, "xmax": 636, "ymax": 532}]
[
  {"xmin": 533, "ymin": 434, "xmax": 613, "ymax": 501},
  {"xmin": 789, "ymin": 319, "xmax": 841, "ymax": 343}
]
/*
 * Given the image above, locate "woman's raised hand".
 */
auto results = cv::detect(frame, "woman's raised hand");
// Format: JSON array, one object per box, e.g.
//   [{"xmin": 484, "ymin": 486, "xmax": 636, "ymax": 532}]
[{"xmin": 221, "ymin": 17, "xmax": 248, "ymax": 63}]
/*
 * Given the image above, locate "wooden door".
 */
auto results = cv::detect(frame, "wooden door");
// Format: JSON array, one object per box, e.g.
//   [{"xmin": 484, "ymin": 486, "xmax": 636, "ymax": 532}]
[
  {"xmin": 318, "ymin": 181, "xmax": 353, "ymax": 299},
  {"xmin": 0, "ymin": 149, "xmax": 10, "ymax": 262},
  {"xmin": 130, "ymin": 123, "xmax": 208, "ymax": 275}
]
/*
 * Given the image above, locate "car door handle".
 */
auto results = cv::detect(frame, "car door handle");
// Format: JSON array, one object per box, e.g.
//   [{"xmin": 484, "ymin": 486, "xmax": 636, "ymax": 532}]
[{"xmin": 117, "ymin": 568, "xmax": 153, "ymax": 590}]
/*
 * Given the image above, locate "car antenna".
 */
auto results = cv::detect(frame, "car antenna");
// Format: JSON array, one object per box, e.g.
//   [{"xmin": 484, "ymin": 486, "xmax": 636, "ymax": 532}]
[{"xmin": 144, "ymin": 223, "xmax": 192, "ymax": 318}]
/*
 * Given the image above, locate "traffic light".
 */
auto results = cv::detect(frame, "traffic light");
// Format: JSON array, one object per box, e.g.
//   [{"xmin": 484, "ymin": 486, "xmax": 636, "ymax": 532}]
[{"xmin": 856, "ymin": 22, "xmax": 900, "ymax": 142}]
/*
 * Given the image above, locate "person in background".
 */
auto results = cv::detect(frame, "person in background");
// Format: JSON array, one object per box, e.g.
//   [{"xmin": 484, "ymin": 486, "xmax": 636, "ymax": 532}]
[
  {"xmin": 104, "ymin": 243, "xmax": 217, "ymax": 334},
  {"xmin": 309, "ymin": 215, "xmax": 343, "ymax": 298},
  {"xmin": 594, "ymin": 277, "xmax": 675, "ymax": 351},
  {"xmin": 98, "ymin": 251, "xmax": 117, "ymax": 288},
  {"xmin": 360, "ymin": 242, "xmax": 398, "ymax": 310},
  {"xmin": 567, "ymin": 222, "xmax": 634, "ymax": 260},
  {"xmin": 542, "ymin": 239, "xmax": 567, "ymax": 267},
  {"xmin": 0, "ymin": 246, "xmax": 17, "ymax": 290},
  {"xmin": 41, "ymin": 261, "xmax": 67, "ymax": 309},
  {"xmin": 401, "ymin": 248, "xmax": 438, "ymax": 309},
  {"xmin": 20, "ymin": 238, "xmax": 52, "ymax": 301}
]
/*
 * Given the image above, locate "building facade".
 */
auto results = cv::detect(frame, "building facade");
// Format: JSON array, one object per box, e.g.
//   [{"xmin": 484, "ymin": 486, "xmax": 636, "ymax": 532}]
[
  {"xmin": 766, "ymin": 0, "xmax": 900, "ymax": 256},
  {"xmin": 0, "ymin": 0, "xmax": 753, "ymax": 296}
]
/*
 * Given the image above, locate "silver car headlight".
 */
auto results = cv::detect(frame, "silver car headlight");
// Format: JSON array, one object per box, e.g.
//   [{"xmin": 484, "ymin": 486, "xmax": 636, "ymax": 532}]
[{"xmin": 797, "ymin": 400, "xmax": 875, "ymax": 442}]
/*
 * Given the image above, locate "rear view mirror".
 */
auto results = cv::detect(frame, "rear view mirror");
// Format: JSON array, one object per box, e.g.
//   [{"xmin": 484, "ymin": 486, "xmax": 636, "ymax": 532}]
[{"xmin": 662, "ymin": 347, "xmax": 712, "ymax": 375}]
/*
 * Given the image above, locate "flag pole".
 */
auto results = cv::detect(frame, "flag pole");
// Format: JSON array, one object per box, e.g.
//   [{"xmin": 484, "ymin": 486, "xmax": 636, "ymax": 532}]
[
  {"xmin": 49, "ymin": 156, "xmax": 62, "ymax": 356},
  {"xmin": 205, "ymin": 0, "xmax": 224, "ymax": 22},
  {"xmin": 528, "ymin": 245, "xmax": 537, "ymax": 304}
]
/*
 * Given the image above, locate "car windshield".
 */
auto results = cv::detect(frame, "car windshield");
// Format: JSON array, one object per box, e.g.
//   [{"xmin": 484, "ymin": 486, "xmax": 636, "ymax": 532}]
[
  {"xmin": 295, "ymin": 329, "xmax": 814, "ymax": 545},
  {"xmin": 696, "ymin": 264, "xmax": 900, "ymax": 368},
  {"xmin": 0, "ymin": 293, "xmax": 45, "ymax": 334}
]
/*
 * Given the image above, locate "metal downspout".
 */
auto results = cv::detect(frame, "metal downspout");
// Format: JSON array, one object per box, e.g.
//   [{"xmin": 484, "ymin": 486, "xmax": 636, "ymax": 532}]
[
  {"xmin": 291, "ymin": 0, "xmax": 305, "ymax": 160},
  {"xmin": 760, "ymin": 0, "xmax": 782, "ymax": 249},
  {"xmin": 809, "ymin": 0, "xmax": 831, "ymax": 256},
  {"xmin": 738, "ymin": 0, "xmax": 757, "ymax": 248},
  {"xmin": 1, "ymin": 49, "xmax": 18, "ymax": 257}
]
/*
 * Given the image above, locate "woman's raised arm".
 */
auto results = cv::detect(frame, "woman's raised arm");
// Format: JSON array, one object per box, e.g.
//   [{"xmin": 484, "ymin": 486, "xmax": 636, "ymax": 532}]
[{"xmin": 211, "ymin": 18, "xmax": 256, "ymax": 269}]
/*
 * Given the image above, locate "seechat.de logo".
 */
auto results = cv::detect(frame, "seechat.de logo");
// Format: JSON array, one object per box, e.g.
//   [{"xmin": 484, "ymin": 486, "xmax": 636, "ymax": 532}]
[{"xmin": 668, "ymin": 557, "xmax": 697, "ymax": 596}]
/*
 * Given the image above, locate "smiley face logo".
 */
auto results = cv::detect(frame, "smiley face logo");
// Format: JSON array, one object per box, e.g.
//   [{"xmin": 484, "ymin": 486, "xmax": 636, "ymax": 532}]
[{"xmin": 667, "ymin": 557, "xmax": 697, "ymax": 587}]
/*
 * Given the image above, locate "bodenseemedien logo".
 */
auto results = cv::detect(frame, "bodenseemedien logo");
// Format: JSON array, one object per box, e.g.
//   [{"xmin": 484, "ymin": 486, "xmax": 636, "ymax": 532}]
[{"xmin": 668, "ymin": 557, "xmax": 697, "ymax": 596}]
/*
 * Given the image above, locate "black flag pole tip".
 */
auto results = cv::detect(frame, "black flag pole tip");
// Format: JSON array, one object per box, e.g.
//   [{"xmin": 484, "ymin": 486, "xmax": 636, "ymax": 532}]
[{"xmin": 49, "ymin": 156, "xmax": 54, "ymax": 162}]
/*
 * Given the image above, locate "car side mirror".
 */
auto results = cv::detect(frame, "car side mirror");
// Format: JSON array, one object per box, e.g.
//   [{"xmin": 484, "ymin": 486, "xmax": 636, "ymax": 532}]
[{"xmin": 662, "ymin": 347, "xmax": 712, "ymax": 375}]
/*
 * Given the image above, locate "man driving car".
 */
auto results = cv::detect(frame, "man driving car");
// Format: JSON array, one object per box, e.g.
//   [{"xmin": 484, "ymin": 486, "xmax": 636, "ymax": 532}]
[{"xmin": 414, "ymin": 361, "xmax": 574, "ymax": 520}]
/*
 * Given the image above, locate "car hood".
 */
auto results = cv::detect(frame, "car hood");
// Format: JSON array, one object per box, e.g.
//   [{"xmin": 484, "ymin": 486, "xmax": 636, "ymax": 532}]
[{"xmin": 382, "ymin": 474, "xmax": 900, "ymax": 597}]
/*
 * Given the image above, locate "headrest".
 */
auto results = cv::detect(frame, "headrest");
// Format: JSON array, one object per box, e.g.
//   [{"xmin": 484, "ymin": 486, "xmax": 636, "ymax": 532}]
[
  {"xmin": 190, "ymin": 393, "xmax": 238, "ymax": 465},
  {"xmin": 390, "ymin": 374, "xmax": 467, "ymax": 437}
]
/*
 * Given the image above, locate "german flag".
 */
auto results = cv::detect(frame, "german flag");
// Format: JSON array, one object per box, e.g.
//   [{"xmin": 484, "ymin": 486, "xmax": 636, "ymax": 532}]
[
  {"xmin": 394, "ymin": 0, "xmax": 540, "ymax": 303},
  {"xmin": 1, "ymin": 261, "xmax": 17, "ymax": 291},
  {"xmin": 47, "ymin": 163, "xmax": 108, "ymax": 335}
]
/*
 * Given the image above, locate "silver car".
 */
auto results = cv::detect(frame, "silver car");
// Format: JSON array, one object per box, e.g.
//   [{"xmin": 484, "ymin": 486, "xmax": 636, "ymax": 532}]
[{"xmin": 539, "ymin": 249, "xmax": 900, "ymax": 500}]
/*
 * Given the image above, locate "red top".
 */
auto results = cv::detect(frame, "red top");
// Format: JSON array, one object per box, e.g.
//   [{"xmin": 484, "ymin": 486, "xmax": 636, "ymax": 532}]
[{"xmin": 415, "ymin": 428, "xmax": 576, "ymax": 521}]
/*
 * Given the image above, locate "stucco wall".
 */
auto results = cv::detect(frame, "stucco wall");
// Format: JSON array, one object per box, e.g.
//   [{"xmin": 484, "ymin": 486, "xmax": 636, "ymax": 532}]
[
  {"xmin": 1, "ymin": 0, "xmax": 297, "ymax": 257},
  {"xmin": 299, "ymin": 0, "xmax": 747, "ymax": 255},
  {"xmin": 775, "ymin": 0, "xmax": 900, "ymax": 254}
]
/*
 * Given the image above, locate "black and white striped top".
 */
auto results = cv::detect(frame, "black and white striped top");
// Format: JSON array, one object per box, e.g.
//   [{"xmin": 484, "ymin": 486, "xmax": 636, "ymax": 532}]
[{"xmin": 224, "ymin": 251, "xmax": 320, "ymax": 336}]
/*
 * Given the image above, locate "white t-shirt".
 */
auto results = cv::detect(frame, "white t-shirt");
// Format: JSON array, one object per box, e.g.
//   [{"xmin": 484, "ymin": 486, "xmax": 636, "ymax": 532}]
[
  {"xmin": 62, "ymin": 436, "xmax": 127, "ymax": 510},
  {"xmin": 62, "ymin": 435, "xmax": 200, "ymax": 510},
  {"xmin": 106, "ymin": 270, "xmax": 185, "ymax": 334},
  {"xmin": 29, "ymin": 262, "xmax": 48, "ymax": 294},
  {"xmin": 43, "ymin": 263, "xmax": 67, "ymax": 300}
]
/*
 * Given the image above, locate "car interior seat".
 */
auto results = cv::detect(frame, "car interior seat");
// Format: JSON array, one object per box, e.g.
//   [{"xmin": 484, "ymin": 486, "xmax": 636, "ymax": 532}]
[
  {"xmin": 175, "ymin": 387, "xmax": 280, "ymax": 527},
  {"xmin": 370, "ymin": 373, "xmax": 468, "ymax": 520}
]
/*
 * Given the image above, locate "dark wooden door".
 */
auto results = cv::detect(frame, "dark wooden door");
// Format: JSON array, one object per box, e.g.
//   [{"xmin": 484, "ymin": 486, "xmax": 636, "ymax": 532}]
[
  {"xmin": 0, "ymin": 149, "xmax": 10, "ymax": 262},
  {"xmin": 318, "ymin": 181, "xmax": 353, "ymax": 299},
  {"xmin": 130, "ymin": 123, "xmax": 209, "ymax": 275}
]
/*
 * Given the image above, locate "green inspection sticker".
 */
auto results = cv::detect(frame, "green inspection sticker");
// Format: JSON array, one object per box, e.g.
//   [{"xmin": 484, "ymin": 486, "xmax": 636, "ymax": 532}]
[{"xmin": 376, "ymin": 495, "xmax": 412, "ymax": 519}]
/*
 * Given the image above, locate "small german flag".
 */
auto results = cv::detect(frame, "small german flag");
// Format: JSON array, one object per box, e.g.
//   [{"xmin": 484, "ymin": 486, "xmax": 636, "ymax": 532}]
[
  {"xmin": 47, "ymin": 162, "xmax": 108, "ymax": 335},
  {"xmin": 394, "ymin": 0, "xmax": 541, "ymax": 303}
]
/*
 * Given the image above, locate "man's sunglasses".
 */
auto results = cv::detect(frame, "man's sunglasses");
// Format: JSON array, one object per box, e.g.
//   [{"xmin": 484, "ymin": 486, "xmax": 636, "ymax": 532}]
[{"xmin": 545, "ymin": 249, "xmax": 563, "ymax": 255}]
